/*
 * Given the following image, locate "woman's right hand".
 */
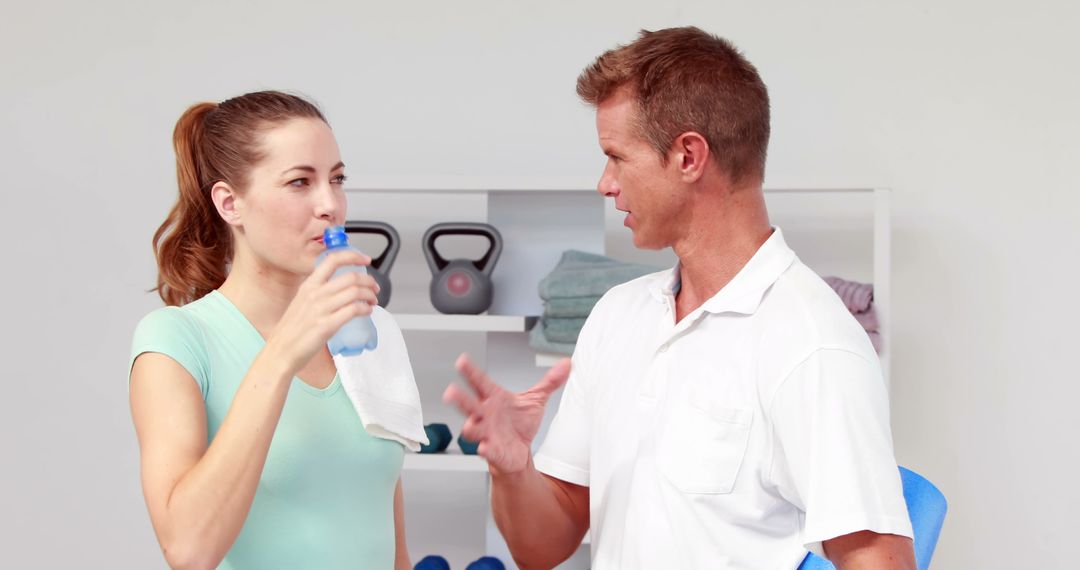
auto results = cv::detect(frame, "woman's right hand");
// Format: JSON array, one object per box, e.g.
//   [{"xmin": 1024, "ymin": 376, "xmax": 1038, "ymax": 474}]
[{"xmin": 265, "ymin": 250, "xmax": 380, "ymax": 373}]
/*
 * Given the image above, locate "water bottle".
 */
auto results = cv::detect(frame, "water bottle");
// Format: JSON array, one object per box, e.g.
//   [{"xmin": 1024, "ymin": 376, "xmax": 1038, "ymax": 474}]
[{"xmin": 316, "ymin": 225, "xmax": 378, "ymax": 356}]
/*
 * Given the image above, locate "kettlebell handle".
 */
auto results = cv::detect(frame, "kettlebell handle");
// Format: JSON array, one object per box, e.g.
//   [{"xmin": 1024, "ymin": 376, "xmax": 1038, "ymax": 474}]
[
  {"xmin": 422, "ymin": 222, "xmax": 503, "ymax": 277},
  {"xmin": 345, "ymin": 220, "xmax": 400, "ymax": 271}
]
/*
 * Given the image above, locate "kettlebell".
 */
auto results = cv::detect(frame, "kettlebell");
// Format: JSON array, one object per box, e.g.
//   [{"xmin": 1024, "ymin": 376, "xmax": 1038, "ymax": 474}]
[
  {"xmin": 422, "ymin": 222, "xmax": 503, "ymax": 315},
  {"xmin": 345, "ymin": 220, "xmax": 400, "ymax": 308}
]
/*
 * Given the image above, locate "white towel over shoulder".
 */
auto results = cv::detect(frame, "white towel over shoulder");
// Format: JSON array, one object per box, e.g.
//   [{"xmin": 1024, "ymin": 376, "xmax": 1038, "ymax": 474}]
[{"xmin": 334, "ymin": 307, "xmax": 428, "ymax": 452}]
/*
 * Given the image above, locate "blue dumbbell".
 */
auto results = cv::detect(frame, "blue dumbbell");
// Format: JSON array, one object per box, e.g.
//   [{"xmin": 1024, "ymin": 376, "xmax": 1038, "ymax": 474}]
[
  {"xmin": 414, "ymin": 554, "xmax": 450, "ymax": 570},
  {"xmin": 466, "ymin": 556, "xmax": 506, "ymax": 570},
  {"xmin": 420, "ymin": 423, "xmax": 452, "ymax": 454},
  {"xmin": 458, "ymin": 434, "xmax": 480, "ymax": 455}
]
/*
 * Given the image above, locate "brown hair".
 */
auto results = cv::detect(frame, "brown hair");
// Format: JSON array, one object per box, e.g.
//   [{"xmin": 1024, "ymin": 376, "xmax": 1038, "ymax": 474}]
[
  {"xmin": 577, "ymin": 27, "xmax": 770, "ymax": 184},
  {"xmin": 152, "ymin": 91, "xmax": 327, "ymax": 306}
]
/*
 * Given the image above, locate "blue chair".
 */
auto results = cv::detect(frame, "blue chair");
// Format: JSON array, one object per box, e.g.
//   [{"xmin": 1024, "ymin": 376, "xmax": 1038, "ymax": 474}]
[{"xmin": 798, "ymin": 467, "xmax": 947, "ymax": 570}]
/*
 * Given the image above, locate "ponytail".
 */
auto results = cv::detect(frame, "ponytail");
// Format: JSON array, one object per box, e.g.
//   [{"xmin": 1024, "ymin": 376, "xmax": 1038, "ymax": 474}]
[{"xmin": 152, "ymin": 102, "xmax": 230, "ymax": 306}]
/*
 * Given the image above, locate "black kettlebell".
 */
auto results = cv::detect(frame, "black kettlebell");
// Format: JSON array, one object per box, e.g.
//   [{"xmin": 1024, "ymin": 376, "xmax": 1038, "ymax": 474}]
[
  {"xmin": 345, "ymin": 220, "xmax": 400, "ymax": 308},
  {"xmin": 422, "ymin": 223, "xmax": 503, "ymax": 315}
]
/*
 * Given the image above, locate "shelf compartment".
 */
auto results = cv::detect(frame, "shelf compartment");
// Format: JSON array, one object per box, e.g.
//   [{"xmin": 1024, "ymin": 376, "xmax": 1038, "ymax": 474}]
[
  {"xmin": 394, "ymin": 314, "xmax": 538, "ymax": 333},
  {"xmin": 403, "ymin": 448, "xmax": 488, "ymax": 472}
]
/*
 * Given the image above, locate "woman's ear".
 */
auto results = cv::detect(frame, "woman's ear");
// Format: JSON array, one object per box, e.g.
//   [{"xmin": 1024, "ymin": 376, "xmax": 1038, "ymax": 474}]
[{"xmin": 211, "ymin": 181, "xmax": 242, "ymax": 227}]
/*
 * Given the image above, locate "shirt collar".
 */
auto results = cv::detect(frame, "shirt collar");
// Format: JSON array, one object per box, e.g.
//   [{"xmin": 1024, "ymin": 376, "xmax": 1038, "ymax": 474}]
[{"xmin": 647, "ymin": 227, "xmax": 796, "ymax": 315}]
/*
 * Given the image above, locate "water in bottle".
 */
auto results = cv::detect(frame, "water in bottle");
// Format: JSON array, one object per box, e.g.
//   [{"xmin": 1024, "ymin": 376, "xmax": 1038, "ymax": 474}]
[{"xmin": 316, "ymin": 225, "xmax": 379, "ymax": 356}]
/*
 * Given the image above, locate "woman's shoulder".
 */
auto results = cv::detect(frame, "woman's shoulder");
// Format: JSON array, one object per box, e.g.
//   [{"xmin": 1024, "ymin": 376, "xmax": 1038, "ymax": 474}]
[
  {"xmin": 131, "ymin": 292, "xmax": 232, "ymax": 356},
  {"xmin": 130, "ymin": 297, "xmax": 222, "ymax": 394},
  {"xmin": 134, "ymin": 304, "xmax": 198, "ymax": 337}
]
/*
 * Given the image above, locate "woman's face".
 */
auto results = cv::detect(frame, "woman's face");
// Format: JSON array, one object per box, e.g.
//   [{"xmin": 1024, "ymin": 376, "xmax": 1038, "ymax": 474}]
[{"xmin": 231, "ymin": 117, "xmax": 348, "ymax": 277}]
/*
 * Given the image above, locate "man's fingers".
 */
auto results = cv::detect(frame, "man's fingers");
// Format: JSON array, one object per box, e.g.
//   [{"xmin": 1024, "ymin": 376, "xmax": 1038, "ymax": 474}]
[
  {"xmin": 443, "ymin": 383, "xmax": 482, "ymax": 419},
  {"xmin": 460, "ymin": 416, "xmax": 485, "ymax": 441},
  {"xmin": 529, "ymin": 357, "xmax": 572, "ymax": 398},
  {"xmin": 455, "ymin": 353, "xmax": 499, "ymax": 398}
]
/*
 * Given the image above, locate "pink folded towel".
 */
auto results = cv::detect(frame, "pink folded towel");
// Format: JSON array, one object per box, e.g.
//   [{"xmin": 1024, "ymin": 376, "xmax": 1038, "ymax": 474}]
[
  {"xmin": 824, "ymin": 276, "xmax": 873, "ymax": 314},
  {"xmin": 854, "ymin": 307, "xmax": 880, "ymax": 332},
  {"xmin": 867, "ymin": 331, "xmax": 883, "ymax": 353},
  {"xmin": 824, "ymin": 276, "xmax": 881, "ymax": 354}
]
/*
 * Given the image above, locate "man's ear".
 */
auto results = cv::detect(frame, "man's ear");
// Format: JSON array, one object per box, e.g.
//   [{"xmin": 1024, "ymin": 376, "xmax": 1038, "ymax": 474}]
[
  {"xmin": 670, "ymin": 131, "xmax": 710, "ymax": 183},
  {"xmin": 211, "ymin": 181, "xmax": 242, "ymax": 227}
]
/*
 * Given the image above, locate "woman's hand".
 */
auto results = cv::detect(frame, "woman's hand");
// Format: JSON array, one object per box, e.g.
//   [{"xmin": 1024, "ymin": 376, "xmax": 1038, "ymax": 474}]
[{"xmin": 265, "ymin": 250, "xmax": 380, "ymax": 372}]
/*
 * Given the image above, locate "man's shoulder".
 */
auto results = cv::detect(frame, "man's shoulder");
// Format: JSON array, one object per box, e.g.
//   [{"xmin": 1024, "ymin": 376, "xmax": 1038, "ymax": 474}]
[
  {"xmin": 754, "ymin": 260, "xmax": 878, "ymax": 365},
  {"xmin": 589, "ymin": 268, "xmax": 672, "ymax": 315}
]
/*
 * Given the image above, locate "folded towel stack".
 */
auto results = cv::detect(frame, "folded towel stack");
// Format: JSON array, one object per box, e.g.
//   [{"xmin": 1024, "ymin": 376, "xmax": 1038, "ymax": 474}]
[
  {"xmin": 823, "ymin": 276, "xmax": 883, "ymax": 353},
  {"xmin": 530, "ymin": 250, "xmax": 659, "ymax": 355}
]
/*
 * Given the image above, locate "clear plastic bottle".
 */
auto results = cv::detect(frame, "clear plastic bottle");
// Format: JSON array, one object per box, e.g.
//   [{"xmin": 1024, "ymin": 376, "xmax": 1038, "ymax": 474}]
[{"xmin": 316, "ymin": 225, "xmax": 379, "ymax": 356}]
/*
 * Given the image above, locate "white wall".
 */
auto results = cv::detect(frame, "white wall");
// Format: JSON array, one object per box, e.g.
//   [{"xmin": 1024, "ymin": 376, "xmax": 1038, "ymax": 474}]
[{"xmin": 1, "ymin": 0, "xmax": 1077, "ymax": 567}]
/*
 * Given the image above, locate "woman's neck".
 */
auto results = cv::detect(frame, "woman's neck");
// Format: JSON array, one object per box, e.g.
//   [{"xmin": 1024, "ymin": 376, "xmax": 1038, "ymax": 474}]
[{"xmin": 218, "ymin": 253, "xmax": 304, "ymax": 339}]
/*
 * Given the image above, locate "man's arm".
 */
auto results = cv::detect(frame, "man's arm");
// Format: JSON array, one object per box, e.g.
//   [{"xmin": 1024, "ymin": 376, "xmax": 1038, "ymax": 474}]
[
  {"xmin": 444, "ymin": 355, "xmax": 586, "ymax": 569},
  {"xmin": 490, "ymin": 461, "xmax": 589, "ymax": 569},
  {"xmin": 823, "ymin": 531, "xmax": 916, "ymax": 570},
  {"xmin": 769, "ymin": 349, "xmax": 916, "ymax": 568}
]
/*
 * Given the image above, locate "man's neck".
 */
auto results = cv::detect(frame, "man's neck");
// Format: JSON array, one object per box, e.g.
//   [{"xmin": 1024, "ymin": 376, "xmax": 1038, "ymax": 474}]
[{"xmin": 671, "ymin": 187, "xmax": 772, "ymax": 322}]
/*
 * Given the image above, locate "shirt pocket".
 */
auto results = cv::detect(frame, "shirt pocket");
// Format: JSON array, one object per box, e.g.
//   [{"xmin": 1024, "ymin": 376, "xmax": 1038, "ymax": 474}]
[{"xmin": 659, "ymin": 401, "xmax": 753, "ymax": 494}]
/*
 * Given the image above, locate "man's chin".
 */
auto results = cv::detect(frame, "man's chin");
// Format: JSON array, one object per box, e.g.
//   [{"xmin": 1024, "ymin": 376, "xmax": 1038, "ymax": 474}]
[{"xmin": 631, "ymin": 231, "xmax": 664, "ymax": 251}]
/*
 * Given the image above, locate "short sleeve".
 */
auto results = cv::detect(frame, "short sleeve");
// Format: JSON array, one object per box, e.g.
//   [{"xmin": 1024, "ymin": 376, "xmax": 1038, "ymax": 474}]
[
  {"xmin": 768, "ymin": 348, "xmax": 913, "ymax": 549},
  {"xmin": 534, "ymin": 303, "xmax": 606, "ymax": 487},
  {"xmin": 129, "ymin": 307, "xmax": 210, "ymax": 397}
]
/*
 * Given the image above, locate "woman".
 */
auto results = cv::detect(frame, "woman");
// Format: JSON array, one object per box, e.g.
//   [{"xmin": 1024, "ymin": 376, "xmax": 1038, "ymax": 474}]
[{"xmin": 129, "ymin": 91, "xmax": 412, "ymax": 569}]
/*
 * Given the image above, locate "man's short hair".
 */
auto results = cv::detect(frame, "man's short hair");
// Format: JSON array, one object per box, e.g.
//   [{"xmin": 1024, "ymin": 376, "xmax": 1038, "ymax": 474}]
[{"xmin": 577, "ymin": 27, "xmax": 771, "ymax": 184}]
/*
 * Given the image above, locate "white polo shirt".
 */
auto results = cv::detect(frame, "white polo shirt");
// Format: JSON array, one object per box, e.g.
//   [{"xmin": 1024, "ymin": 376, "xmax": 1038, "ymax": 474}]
[{"xmin": 535, "ymin": 228, "xmax": 913, "ymax": 570}]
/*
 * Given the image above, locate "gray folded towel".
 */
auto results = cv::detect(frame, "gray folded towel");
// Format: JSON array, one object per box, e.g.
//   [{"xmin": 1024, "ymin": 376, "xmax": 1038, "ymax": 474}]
[
  {"xmin": 543, "ymin": 296, "xmax": 602, "ymax": 319},
  {"xmin": 542, "ymin": 317, "xmax": 588, "ymax": 344},
  {"xmin": 529, "ymin": 321, "xmax": 576, "ymax": 355},
  {"xmin": 539, "ymin": 250, "xmax": 659, "ymax": 300}
]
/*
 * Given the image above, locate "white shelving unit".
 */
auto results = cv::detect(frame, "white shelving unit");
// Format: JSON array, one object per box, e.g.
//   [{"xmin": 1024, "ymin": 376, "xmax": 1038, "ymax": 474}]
[
  {"xmin": 403, "ymin": 448, "xmax": 487, "ymax": 472},
  {"xmin": 347, "ymin": 182, "xmax": 602, "ymax": 570},
  {"xmin": 347, "ymin": 182, "xmax": 891, "ymax": 570},
  {"xmin": 393, "ymin": 314, "xmax": 537, "ymax": 333}
]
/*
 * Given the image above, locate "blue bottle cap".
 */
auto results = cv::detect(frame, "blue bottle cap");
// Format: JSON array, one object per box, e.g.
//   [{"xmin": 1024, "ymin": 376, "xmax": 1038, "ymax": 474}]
[{"xmin": 323, "ymin": 225, "xmax": 349, "ymax": 249}]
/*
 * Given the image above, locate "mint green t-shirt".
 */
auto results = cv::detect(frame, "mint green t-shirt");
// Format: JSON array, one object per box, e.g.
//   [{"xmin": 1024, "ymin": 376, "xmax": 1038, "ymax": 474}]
[{"xmin": 130, "ymin": 291, "xmax": 404, "ymax": 569}]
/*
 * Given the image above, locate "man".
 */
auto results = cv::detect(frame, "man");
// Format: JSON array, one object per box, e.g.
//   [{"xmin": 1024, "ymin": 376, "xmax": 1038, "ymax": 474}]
[{"xmin": 444, "ymin": 26, "xmax": 915, "ymax": 569}]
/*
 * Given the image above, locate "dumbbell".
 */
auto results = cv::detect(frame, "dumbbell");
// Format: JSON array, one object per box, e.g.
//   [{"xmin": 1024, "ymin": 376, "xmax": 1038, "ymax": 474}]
[
  {"xmin": 458, "ymin": 434, "xmax": 480, "ymax": 455},
  {"xmin": 345, "ymin": 220, "xmax": 400, "ymax": 308},
  {"xmin": 414, "ymin": 554, "xmax": 450, "ymax": 570},
  {"xmin": 466, "ymin": 556, "xmax": 506, "ymax": 570},
  {"xmin": 419, "ymin": 423, "xmax": 452, "ymax": 454},
  {"xmin": 422, "ymin": 222, "xmax": 503, "ymax": 315}
]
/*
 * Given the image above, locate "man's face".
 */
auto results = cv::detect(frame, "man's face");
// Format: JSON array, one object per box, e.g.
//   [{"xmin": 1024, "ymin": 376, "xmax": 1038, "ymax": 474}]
[{"xmin": 595, "ymin": 89, "xmax": 687, "ymax": 250}]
